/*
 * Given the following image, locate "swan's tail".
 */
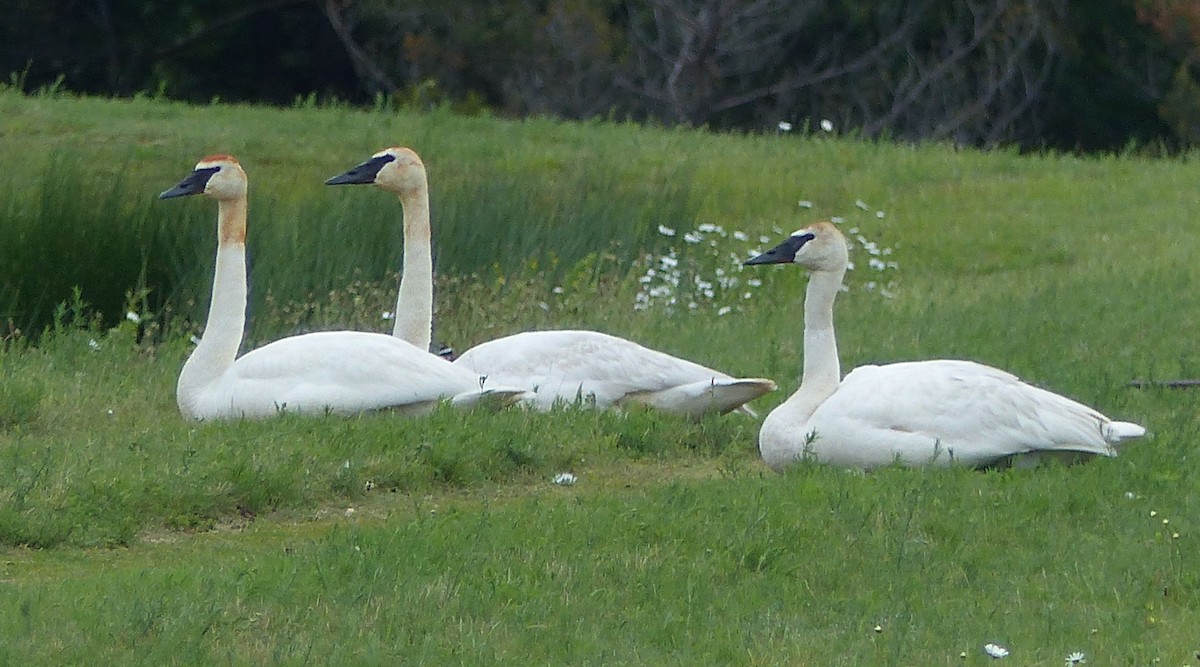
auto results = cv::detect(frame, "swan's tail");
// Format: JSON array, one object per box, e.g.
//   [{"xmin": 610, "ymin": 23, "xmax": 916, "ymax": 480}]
[
  {"xmin": 622, "ymin": 378, "xmax": 777, "ymax": 419},
  {"xmin": 449, "ymin": 387, "xmax": 533, "ymax": 411},
  {"xmin": 1104, "ymin": 420, "xmax": 1146, "ymax": 447}
]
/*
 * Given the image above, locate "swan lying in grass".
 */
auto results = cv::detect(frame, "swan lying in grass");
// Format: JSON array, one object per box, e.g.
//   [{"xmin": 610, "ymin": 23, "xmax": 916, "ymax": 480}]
[
  {"xmin": 161, "ymin": 154, "xmax": 528, "ymax": 421},
  {"xmin": 326, "ymin": 147, "xmax": 776, "ymax": 418},
  {"xmin": 745, "ymin": 222, "xmax": 1145, "ymax": 470}
]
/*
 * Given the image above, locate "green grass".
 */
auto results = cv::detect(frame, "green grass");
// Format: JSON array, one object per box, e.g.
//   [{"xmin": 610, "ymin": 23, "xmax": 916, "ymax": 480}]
[{"xmin": 1, "ymin": 88, "xmax": 1198, "ymax": 663}]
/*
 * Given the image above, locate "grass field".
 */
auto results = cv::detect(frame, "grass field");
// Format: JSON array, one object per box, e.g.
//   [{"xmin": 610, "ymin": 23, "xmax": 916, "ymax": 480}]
[{"xmin": 0, "ymin": 87, "xmax": 1198, "ymax": 664}]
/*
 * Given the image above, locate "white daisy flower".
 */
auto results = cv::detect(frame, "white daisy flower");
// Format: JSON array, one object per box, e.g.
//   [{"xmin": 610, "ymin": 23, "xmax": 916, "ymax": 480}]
[
  {"xmin": 798, "ymin": 200, "xmax": 814, "ymax": 209},
  {"xmin": 381, "ymin": 311, "xmax": 394, "ymax": 320},
  {"xmin": 820, "ymin": 119, "xmax": 834, "ymax": 132},
  {"xmin": 983, "ymin": 643, "xmax": 1010, "ymax": 659},
  {"xmin": 87, "ymin": 338, "xmax": 100, "ymax": 351},
  {"xmin": 552, "ymin": 472, "xmax": 577, "ymax": 485},
  {"xmin": 854, "ymin": 199, "xmax": 869, "ymax": 210},
  {"xmin": 777, "ymin": 121, "xmax": 793, "ymax": 132},
  {"xmin": 125, "ymin": 311, "xmax": 141, "ymax": 323},
  {"xmin": 657, "ymin": 224, "xmax": 676, "ymax": 237},
  {"xmin": 1064, "ymin": 651, "xmax": 1085, "ymax": 665}
]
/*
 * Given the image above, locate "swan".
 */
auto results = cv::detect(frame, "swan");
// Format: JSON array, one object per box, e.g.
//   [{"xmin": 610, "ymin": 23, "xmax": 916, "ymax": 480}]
[
  {"xmin": 160, "ymin": 154, "xmax": 528, "ymax": 421},
  {"xmin": 325, "ymin": 146, "xmax": 776, "ymax": 418},
  {"xmin": 744, "ymin": 221, "xmax": 1145, "ymax": 470}
]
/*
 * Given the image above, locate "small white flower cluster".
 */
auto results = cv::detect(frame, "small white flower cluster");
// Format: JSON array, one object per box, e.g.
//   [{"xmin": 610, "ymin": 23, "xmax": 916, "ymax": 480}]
[
  {"xmin": 984, "ymin": 642, "xmax": 1010, "ymax": 659},
  {"xmin": 634, "ymin": 222, "xmax": 769, "ymax": 315},
  {"xmin": 552, "ymin": 472, "xmax": 577, "ymax": 485},
  {"xmin": 976, "ymin": 643, "xmax": 1084, "ymax": 664},
  {"xmin": 634, "ymin": 198, "xmax": 898, "ymax": 313}
]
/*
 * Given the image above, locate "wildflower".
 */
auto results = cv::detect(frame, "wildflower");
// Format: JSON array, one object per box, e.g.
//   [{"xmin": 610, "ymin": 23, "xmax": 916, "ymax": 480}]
[
  {"xmin": 1064, "ymin": 651, "xmax": 1085, "ymax": 665},
  {"xmin": 125, "ymin": 311, "xmax": 141, "ymax": 323},
  {"xmin": 876, "ymin": 211, "xmax": 886, "ymax": 218},
  {"xmin": 381, "ymin": 311, "xmax": 394, "ymax": 320},
  {"xmin": 798, "ymin": 200, "xmax": 814, "ymax": 209},
  {"xmin": 820, "ymin": 119, "xmax": 834, "ymax": 132},
  {"xmin": 364, "ymin": 480, "xmax": 376, "ymax": 491},
  {"xmin": 552, "ymin": 286, "xmax": 565, "ymax": 294},
  {"xmin": 344, "ymin": 507, "xmax": 356, "ymax": 517},
  {"xmin": 657, "ymin": 224, "xmax": 676, "ymax": 237},
  {"xmin": 855, "ymin": 200, "xmax": 869, "ymax": 211},
  {"xmin": 747, "ymin": 278, "xmax": 762, "ymax": 287},
  {"xmin": 873, "ymin": 624, "xmax": 882, "ymax": 633},
  {"xmin": 684, "ymin": 232, "xmax": 703, "ymax": 244},
  {"xmin": 733, "ymin": 231, "xmax": 749, "ymax": 241},
  {"xmin": 983, "ymin": 643, "xmax": 1010, "ymax": 659},
  {"xmin": 778, "ymin": 120, "xmax": 793, "ymax": 132},
  {"xmin": 87, "ymin": 338, "xmax": 100, "ymax": 351},
  {"xmin": 553, "ymin": 472, "xmax": 577, "ymax": 485},
  {"xmin": 1150, "ymin": 510, "xmax": 1158, "ymax": 517},
  {"xmin": 717, "ymin": 306, "xmax": 732, "ymax": 316},
  {"xmin": 658, "ymin": 255, "xmax": 679, "ymax": 269},
  {"xmin": 189, "ymin": 335, "xmax": 202, "ymax": 345},
  {"xmin": 831, "ymin": 216, "xmax": 845, "ymax": 224}
]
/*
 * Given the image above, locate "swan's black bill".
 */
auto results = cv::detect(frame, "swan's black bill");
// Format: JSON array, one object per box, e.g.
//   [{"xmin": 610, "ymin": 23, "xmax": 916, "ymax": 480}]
[
  {"xmin": 159, "ymin": 166, "xmax": 220, "ymax": 199},
  {"xmin": 744, "ymin": 232, "xmax": 814, "ymax": 266},
  {"xmin": 325, "ymin": 154, "xmax": 396, "ymax": 185}
]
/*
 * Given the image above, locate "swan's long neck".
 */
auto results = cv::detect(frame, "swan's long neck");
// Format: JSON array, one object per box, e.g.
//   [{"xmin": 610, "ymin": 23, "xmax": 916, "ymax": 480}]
[
  {"xmin": 177, "ymin": 197, "xmax": 248, "ymax": 416},
  {"xmin": 392, "ymin": 180, "xmax": 433, "ymax": 352},
  {"xmin": 778, "ymin": 266, "xmax": 845, "ymax": 423}
]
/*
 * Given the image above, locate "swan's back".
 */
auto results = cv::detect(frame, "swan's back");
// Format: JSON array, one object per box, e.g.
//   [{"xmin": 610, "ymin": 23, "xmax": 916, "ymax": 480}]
[
  {"xmin": 182, "ymin": 331, "xmax": 494, "ymax": 420},
  {"xmin": 454, "ymin": 329, "xmax": 772, "ymax": 412},
  {"xmin": 767, "ymin": 359, "xmax": 1143, "ymax": 469}
]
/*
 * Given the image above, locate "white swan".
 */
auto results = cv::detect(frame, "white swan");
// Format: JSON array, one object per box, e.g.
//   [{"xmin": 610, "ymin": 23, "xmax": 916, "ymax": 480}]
[
  {"xmin": 745, "ymin": 221, "xmax": 1145, "ymax": 470},
  {"xmin": 325, "ymin": 146, "xmax": 776, "ymax": 418},
  {"xmin": 160, "ymin": 154, "xmax": 527, "ymax": 421}
]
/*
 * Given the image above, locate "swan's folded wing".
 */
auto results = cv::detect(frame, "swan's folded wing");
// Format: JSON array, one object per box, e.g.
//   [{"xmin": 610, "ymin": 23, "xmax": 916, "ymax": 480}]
[
  {"xmin": 209, "ymin": 331, "xmax": 481, "ymax": 416},
  {"xmin": 813, "ymin": 360, "xmax": 1117, "ymax": 465},
  {"xmin": 451, "ymin": 329, "xmax": 772, "ymax": 415},
  {"xmin": 455, "ymin": 329, "xmax": 737, "ymax": 394}
]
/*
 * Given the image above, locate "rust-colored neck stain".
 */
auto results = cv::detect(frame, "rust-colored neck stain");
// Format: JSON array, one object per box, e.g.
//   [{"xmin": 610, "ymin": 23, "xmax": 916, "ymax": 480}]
[{"xmin": 217, "ymin": 198, "xmax": 248, "ymax": 245}]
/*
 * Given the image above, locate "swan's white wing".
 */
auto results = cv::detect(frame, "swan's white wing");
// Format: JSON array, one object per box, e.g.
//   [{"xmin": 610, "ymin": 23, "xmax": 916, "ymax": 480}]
[
  {"xmin": 192, "ymin": 331, "xmax": 483, "ymax": 419},
  {"xmin": 807, "ymin": 359, "xmax": 1119, "ymax": 467},
  {"xmin": 454, "ymin": 330, "xmax": 771, "ymax": 413}
]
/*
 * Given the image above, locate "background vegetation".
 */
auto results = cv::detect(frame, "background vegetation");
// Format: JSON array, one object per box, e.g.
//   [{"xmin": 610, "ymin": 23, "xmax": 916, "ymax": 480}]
[
  {"xmin": 9, "ymin": 0, "xmax": 1200, "ymax": 151},
  {"xmin": 0, "ymin": 90, "xmax": 1197, "ymax": 662}
]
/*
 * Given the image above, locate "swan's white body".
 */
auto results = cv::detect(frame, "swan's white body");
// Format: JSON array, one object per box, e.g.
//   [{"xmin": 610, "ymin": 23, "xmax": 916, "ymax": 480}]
[
  {"xmin": 328, "ymin": 147, "xmax": 776, "ymax": 418},
  {"xmin": 454, "ymin": 329, "xmax": 777, "ymax": 417},
  {"xmin": 164, "ymin": 155, "xmax": 526, "ymax": 421},
  {"xmin": 747, "ymin": 222, "xmax": 1145, "ymax": 470}
]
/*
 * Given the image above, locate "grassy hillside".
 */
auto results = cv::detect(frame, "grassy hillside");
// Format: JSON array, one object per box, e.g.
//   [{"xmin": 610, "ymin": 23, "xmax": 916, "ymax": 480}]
[{"xmin": 0, "ymin": 89, "xmax": 1197, "ymax": 663}]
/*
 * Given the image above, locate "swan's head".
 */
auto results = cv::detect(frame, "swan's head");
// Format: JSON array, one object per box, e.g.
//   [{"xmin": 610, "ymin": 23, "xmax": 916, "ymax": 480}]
[
  {"xmin": 744, "ymin": 222, "xmax": 848, "ymax": 272},
  {"xmin": 159, "ymin": 155, "xmax": 247, "ymax": 201},
  {"xmin": 325, "ymin": 147, "xmax": 426, "ymax": 195}
]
